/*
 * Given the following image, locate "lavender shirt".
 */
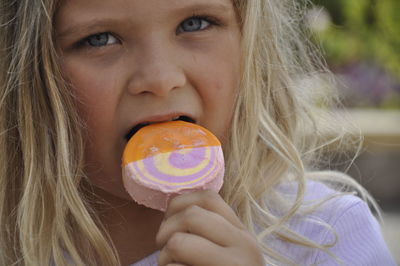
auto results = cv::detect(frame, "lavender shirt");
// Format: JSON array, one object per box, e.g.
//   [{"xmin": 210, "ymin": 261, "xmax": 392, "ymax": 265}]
[{"xmin": 131, "ymin": 181, "xmax": 396, "ymax": 266}]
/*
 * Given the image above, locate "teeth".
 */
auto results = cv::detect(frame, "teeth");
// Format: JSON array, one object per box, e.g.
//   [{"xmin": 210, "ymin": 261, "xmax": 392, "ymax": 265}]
[{"xmin": 172, "ymin": 116, "xmax": 181, "ymax": 121}]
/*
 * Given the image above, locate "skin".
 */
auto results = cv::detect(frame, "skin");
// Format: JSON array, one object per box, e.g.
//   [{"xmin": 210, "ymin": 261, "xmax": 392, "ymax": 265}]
[{"xmin": 55, "ymin": 0, "xmax": 264, "ymax": 265}]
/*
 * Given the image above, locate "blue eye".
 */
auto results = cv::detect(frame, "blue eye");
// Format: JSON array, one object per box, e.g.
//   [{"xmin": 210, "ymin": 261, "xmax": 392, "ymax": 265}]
[
  {"xmin": 178, "ymin": 17, "xmax": 212, "ymax": 33},
  {"xmin": 84, "ymin": 32, "xmax": 118, "ymax": 47}
]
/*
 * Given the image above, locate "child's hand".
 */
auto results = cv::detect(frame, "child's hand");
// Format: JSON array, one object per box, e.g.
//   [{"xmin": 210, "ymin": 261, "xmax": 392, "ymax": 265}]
[{"xmin": 156, "ymin": 190, "xmax": 265, "ymax": 266}]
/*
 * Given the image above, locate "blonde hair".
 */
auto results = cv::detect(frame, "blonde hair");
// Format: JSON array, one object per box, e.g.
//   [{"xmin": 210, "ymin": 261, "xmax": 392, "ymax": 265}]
[
  {"xmin": 224, "ymin": 0, "xmax": 379, "ymax": 264},
  {"xmin": 0, "ymin": 0, "xmax": 117, "ymax": 265},
  {"xmin": 0, "ymin": 0, "xmax": 378, "ymax": 265}
]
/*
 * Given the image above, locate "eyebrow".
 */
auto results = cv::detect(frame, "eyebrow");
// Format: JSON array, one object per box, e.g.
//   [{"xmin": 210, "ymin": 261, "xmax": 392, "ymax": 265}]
[
  {"xmin": 55, "ymin": 18, "xmax": 124, "ymax": 39},
  {"xmin": 56, "ymin": 2, "xmax": 233, "ymax": 39}
]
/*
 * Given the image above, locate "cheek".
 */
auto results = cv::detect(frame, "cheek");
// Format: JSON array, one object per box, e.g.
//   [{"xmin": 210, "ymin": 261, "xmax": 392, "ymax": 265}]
[
  {"xmin": 62, "ymin": 61, "xmax": 116, "ymax": 104},
  {"xmin": 60, "ymin": 59, "xmax": 121, "ymax": 128},
  {"xmin": 202, "ymin": 36, "xmax": 240, "ymax": 108},
  {"xmin": 198, "ymin": 58, "xmax": 239, "ymax": 143},
  {"xmin": 60, "ymin": 59, "xmax": 124, "ymax": 166},
  {"xmin": 62, "ymin": 63, "xmax": 127, "ymax": 195},
  {"xmin": 212, "ymin": 79, "xmax": 238, "ymax": 141}
]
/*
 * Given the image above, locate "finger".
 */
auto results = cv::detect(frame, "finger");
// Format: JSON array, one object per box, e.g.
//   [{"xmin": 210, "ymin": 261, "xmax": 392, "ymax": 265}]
[
  {"xmin": 156, "ymin": 205, "xmax": 242, "ymax": 247},
  {"xmin": 158, "ymin": 232, "xmax": 232, "ymax": 266},
  {"xmin": 165, "ymin": 190, "xmax": 244, "ymax": 230}
]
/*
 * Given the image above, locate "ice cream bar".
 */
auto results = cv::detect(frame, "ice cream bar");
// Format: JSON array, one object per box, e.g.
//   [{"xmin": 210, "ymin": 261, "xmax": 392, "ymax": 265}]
[{"xmin": 121, "ymin": 121, "xmax": 224, "ymax": 211}]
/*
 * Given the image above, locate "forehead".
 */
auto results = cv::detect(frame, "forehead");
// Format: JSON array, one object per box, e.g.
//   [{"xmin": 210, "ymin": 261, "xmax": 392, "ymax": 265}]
[
  {"xmin": 56, "ymin": 0, "xmax": 235, "ymax": 18},
  {"xmin": 55, "ymin": 0, "xmax": 237, "ymax": 34}
]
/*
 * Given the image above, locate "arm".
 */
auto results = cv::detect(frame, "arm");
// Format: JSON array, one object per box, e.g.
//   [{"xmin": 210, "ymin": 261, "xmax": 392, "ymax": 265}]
[{"xmin": 314, "ymin": 200, "xmax": 396, "ymax": 266}]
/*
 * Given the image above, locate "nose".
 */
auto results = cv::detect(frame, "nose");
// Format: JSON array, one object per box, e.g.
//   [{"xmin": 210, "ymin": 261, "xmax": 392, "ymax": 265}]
[{"xmin": 127, "ymin": 42, "xmax": 186, "ymax": 97}]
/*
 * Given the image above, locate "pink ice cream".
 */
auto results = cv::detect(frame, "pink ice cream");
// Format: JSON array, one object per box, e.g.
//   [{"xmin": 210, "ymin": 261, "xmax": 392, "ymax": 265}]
[{"xmin": 121, "ymin": 121, "xmax": 224, "ymax": 211}]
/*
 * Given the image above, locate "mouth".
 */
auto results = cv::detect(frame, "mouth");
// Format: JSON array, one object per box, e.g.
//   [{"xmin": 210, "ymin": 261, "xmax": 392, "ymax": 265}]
[{"xmin": 125, "ymin": 115, "xmax": 196, "ymax": 141}]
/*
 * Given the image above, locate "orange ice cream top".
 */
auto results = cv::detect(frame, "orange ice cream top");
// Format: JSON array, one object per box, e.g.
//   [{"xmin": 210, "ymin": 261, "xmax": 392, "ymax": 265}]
[{"xmin": 122, "ymin": 121, "xmax": 221, "ymax": 166}]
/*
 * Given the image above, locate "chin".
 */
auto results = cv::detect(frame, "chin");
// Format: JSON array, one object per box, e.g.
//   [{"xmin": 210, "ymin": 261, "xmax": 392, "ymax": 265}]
[{"xmin": 85, "ymin": 175, "xmax": 134, "ymax": 202}]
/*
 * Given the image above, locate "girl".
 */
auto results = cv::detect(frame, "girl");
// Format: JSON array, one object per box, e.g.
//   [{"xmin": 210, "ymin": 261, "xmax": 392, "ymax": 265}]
[{"xmin": 0, "ymin": 0, "xmax": 395, "ymax": 265}]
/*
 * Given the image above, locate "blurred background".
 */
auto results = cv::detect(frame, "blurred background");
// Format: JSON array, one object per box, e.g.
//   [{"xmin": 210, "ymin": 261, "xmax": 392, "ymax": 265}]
[{"xmin": 305, "ymin": 0, "xmax": 399, "ymax": 263}]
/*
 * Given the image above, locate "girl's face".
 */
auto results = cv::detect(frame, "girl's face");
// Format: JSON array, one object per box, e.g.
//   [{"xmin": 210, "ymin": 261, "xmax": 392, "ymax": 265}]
[{"xmin": 55, "ymin": 0, "xmax": 241, "ymax": 199}]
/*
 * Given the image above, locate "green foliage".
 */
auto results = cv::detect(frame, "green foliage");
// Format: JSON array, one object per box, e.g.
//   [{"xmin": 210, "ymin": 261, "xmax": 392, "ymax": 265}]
[{"xmin": 311, "ymin": 0, "xmax": 400, "ymax": 78}]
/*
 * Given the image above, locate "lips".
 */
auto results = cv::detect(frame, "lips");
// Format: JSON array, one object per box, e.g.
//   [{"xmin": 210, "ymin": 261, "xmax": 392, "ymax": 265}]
[{"xmin": 125, "ymin": 115, "xmax": 196, "ymax": 141}]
